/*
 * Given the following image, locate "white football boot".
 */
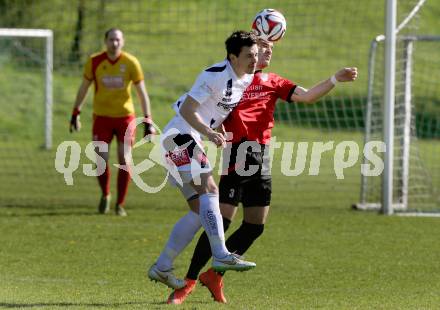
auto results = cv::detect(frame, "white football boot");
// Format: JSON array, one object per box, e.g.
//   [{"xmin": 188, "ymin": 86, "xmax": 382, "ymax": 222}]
[
  {"xmin": 212, "ymin": 253, "xmax": 256, "ymax": 272},
  {"xmin": 147, "ymin": 264, "xmax": 186, "ymax": 289}
]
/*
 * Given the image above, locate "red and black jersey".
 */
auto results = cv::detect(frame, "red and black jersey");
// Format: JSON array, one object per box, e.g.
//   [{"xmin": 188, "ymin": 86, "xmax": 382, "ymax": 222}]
[{"xmin": 223, "ymin": 71, "xmax": 296, "ymax": 144}]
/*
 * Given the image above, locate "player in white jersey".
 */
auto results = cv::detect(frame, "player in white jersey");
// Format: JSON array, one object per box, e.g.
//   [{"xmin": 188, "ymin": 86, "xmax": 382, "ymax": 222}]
[
  {"xmin": 148, "ymin": 31, "xmax": 258, "ymax": 290},
  {"xmin": 167, "ymin": 54, "xmax": 255, "ymax": 132}
]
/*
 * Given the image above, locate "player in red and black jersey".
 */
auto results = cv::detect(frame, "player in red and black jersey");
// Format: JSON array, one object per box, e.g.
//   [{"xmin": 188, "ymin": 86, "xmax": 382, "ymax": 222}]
[{"xmin": 166, "ymin": 39, "xmax": 357, "ymax": 304}]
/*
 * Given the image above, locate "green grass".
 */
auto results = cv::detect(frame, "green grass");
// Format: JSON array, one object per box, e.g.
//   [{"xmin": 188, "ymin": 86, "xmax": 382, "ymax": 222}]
[
  {"xmin": 1, "ymin": 121, "xmax": 440, "ymax": 308},
  {"xmin": 1, "ymin": 173, "xmax": 440, "ymax": 309},
  {"xmin": 1, "ymin": 0, "xmax": 440, "ymax": 93},
  {"xmin": 1, "ymin": 1, "xmax": 440, "ymax": 308}
]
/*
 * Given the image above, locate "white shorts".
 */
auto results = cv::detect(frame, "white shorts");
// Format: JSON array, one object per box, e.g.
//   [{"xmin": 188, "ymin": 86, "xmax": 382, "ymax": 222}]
[{"xmin": 160, "ymin": 123, "xmax": 212, "ymax": 188}]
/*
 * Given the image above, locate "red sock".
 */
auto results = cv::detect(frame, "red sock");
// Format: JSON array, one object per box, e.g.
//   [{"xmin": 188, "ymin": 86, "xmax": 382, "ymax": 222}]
[
  {"xmin": 117, "ymin": 169, "xmax": 130, "ymax": 206},
  {"xmin": 97, "ymin": 166, "xmax": 110, "ymax": 196}
]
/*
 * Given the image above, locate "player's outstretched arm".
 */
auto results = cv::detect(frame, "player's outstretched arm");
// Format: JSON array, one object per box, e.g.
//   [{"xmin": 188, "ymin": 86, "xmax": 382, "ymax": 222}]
[
  {"xmin": 290, "ymin": 67, "xmax": 358, "ymax": 104},
  {"xmin": 179, "ymin": 95, "xmax": 226, "ymax": 147},
  {"xmin": 70, "ymin": 78, "xmax": 92, "ymax": 133}
]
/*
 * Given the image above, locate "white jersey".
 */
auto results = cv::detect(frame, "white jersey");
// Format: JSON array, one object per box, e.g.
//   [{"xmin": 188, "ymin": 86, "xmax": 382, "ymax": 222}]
[{"xmin": 164, "ymin": 60, "xmax": 253, "ymax": 140}]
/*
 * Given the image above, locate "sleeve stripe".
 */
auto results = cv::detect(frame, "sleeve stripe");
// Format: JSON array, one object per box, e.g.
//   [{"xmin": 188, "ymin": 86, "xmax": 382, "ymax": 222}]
[
  {"xmin": 286, "ymin": 85, "xmax": 297, "ymax": 102},
  {"xmin": 205, "ymin": 64, "xmax": 227, "ymax": 72}
]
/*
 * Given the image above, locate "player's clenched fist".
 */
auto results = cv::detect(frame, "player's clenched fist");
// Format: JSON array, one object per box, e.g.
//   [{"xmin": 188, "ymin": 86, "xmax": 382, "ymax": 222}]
[
  {"xmin": 206, "ymin": 130, "xmax": 226, "ymax": 148},
  {"xmin": 335, "ymin": 67, "xmax": 358, "ymax": 82}
]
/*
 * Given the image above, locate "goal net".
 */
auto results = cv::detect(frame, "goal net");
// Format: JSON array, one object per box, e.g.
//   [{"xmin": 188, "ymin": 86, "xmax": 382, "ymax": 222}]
[
  {"xmin": 0, "ymin": 29, "xmax": 52, "ymax": 149},
  {"xmin": 353, "ymin": 0, "xmax": 440, "ymax": 214},
  {"xmin": 0, "ymin": 29, "xmax": 58, "ymax": 205},
  {"xmin": 355, "ymin": 33, "xmax": 440, "ymax": 214},
  {"xmin": 0, "ymin": 1, "xmax": 437, "ymax": 211}
]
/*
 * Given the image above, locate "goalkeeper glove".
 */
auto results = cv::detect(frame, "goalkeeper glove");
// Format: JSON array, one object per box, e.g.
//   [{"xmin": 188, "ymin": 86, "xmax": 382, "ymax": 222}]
[
  {"xmin": 70, "ymin": 108, "xmax": 81, "ymax": 133},
  {"xmin": 143, "ymin": 115, "xmax": 156, "ymax": 141}
]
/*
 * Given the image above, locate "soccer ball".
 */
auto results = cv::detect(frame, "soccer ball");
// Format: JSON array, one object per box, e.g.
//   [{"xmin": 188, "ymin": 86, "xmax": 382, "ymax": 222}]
[{"xmin": 251, "ymin": 9, "xmax": 287, "ymax": 42}]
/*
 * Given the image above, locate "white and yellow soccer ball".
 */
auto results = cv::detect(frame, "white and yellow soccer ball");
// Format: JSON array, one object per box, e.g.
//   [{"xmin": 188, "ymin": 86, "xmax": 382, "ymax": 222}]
[{"xmin": 251, "ymin": 9, "xmax": 287, "ymax": 42}]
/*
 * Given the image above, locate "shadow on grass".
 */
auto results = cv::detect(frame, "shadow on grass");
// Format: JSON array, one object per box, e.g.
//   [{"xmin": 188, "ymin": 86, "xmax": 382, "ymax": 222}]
[
  {"xmin": 0, "ymin": 300, "xmax": 209, "ymax": 308},
  {"xmin": 0, "ymin": 302, "xmax": 150, "ymax": 308},
  {"xmin": 0, "ymin": 204, "xmax": 100, "ymax": 217},
  {"xmin": 1, "ymin": 204, "xmax": 93, "ymax": 210},
  {"xmin": 2, "ymin": 212, "xmax": 98, "ymax": 217}
]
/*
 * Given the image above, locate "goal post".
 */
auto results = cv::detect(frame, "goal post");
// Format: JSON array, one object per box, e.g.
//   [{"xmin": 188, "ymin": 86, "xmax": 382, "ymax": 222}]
[
  {"xmin": 0, "ymin": 28, "xmax": 53, "ymax": 149},
  {"xmin": 352, "ymin": 0, "xmax": 440, "ymax": 215},
  {"xmin": 356, "ymin": 33, "xmax": 440, "ymax": 214},
  {"xmin": 383, "ymin": 0, "xmax": 397, "ymax": 215}
]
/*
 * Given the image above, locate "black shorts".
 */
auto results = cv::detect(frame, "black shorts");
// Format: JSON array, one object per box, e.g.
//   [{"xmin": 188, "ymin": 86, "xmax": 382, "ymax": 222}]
[
  {"xmin": 219, "ymin": 174, "xmax": 272, "ymax": 207},
  {"xmin": 219, "ymin": 142, "xmax": 272, "ymax": 207}
]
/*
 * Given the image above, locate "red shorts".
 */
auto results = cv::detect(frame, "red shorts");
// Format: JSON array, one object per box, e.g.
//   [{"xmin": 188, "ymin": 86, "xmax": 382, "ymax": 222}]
[{"xmin": 92, "ymin": 114, "xmax": 136, "ymax": 144}]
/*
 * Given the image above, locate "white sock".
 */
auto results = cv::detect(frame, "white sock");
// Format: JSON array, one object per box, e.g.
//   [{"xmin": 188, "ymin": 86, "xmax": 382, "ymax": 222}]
[
  {"xmin": 199, "ymin": 193, "xmax": 229, "ymax": 258},
  {"xmin": 156, "ymin": 210, "xmax": 201, "ymax": 270}
]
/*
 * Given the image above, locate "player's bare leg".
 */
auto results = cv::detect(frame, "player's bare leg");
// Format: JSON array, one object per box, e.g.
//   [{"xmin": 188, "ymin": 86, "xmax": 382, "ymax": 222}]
[{"xmin": 243, "ymin": 206, "xmax": 270, "ymax": 224}]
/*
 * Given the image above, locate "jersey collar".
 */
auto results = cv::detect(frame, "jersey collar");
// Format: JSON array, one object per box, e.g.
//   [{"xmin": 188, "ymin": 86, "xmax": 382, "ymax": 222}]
[
  {"xmin": 106, "ymin": 52, "xmax": 123, "ymax": 65},
  {"xmin": 225, "ymin": 60, "xmax": 239, "ymax": 81}
]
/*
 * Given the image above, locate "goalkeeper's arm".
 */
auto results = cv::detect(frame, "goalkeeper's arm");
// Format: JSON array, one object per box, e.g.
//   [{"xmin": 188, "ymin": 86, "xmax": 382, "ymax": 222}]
[
  {"xmin": 134, "ymin": 81, "xmax": 156, "ymax": 140},
  {"xmin": 290, "ymin": 67, "xmax": 358, "ymax": 104},
  {"xmin": 70, "ymin": 78, "xmax": 92, "ymax": 133}
]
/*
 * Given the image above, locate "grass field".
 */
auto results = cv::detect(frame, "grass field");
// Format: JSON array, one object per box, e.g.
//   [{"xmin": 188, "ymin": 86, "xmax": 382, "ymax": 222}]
[
  {"xmin": 1, "ymin": 1, "xmax": 440, "ymax": 308},
  {"xmin": 1, "ymin": 120, "xmax": 440, "ymax": 308},
  {"xmin": 1, "ymin": 159, "xmax": 440, "ymax": 309}
]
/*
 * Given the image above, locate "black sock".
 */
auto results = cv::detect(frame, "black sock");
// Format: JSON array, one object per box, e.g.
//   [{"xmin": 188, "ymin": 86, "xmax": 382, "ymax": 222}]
[
  {"xmin": 216, "ymin": 221, "xmax": 264, "ymax": 276},
  {"xmin": 225, "ymin": 221, "xmax": 264, "ymax": 256},
  {"xmin": 186, "ymin": 217, "xmax": 231, "ymax": 280}
]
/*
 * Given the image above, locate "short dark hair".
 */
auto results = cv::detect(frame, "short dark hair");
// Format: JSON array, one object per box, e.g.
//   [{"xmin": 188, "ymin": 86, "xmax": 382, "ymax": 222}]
[
  {"xmin": 104, "ymin": 28, "xmax": 123, "ymax": 40},
  {"xmin": 225, "ymin": 30, "xmax": 257, "ymax": 60}
]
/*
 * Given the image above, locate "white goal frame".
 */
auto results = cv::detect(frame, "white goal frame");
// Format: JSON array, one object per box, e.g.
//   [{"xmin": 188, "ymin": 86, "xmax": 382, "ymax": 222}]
[
  {"xmin": 0, "ymin": 28, "xmax": 53, "ymax": 149},
  {"xmin": 356, "ymin": 34, "xmax": 440, "ymax": 215},
  {"xmin": 353, "ymin": 0, "xmax": 440, "ymax": 216}
]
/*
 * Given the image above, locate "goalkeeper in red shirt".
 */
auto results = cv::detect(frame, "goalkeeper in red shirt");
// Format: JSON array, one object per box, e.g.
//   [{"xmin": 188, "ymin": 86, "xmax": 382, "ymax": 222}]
[{"xmin": 166, "ymin": 38, "xmax": 357, "ymax": 304}]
